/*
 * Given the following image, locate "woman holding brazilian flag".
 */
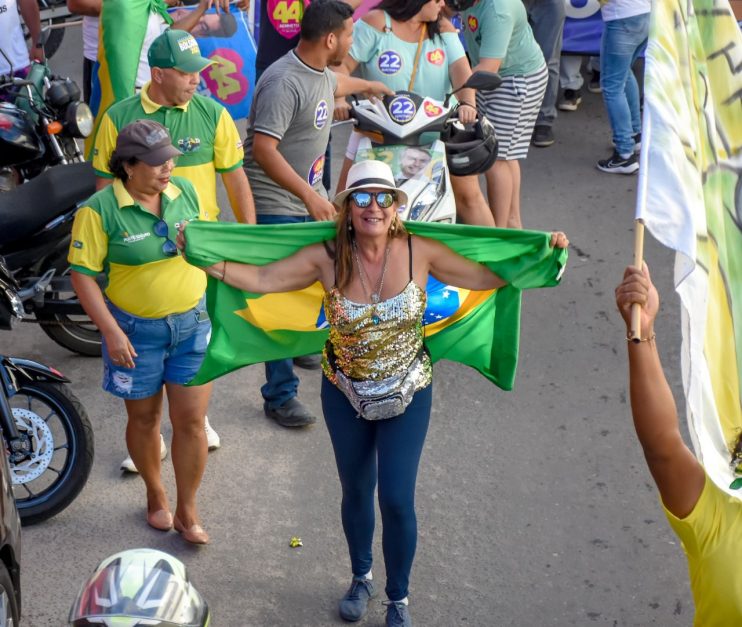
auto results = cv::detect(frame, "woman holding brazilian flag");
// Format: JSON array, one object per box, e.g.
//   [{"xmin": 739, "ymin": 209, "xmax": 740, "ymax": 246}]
[{"xmin": 178, "ymin": 160, "xmax": 569, "ymax": 626}]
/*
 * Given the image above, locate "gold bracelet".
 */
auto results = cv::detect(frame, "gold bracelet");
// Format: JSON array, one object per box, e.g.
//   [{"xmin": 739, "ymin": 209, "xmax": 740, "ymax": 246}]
[{"xmin": 627, "ymin": 332, "xmax": 656, "ymax": 343}]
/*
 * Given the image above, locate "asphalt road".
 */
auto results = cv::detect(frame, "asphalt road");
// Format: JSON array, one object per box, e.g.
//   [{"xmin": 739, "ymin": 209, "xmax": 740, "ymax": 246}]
[{"xmin": 6, "ymin": 25, "xmax": 695, "ymax": 627}]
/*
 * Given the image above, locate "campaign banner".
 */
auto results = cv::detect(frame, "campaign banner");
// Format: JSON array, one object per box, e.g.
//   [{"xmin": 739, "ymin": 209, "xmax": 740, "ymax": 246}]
[
  {"xmin": 168, "ymin": 5, "xmax": 257, "ymax": 121},
  {"xmin": 562, "ymin": 0, "xmax": 603, "ymax": 56},
  {"xmin": 636, "ymin": 0, "xmax": 742, "ymax": 494}
]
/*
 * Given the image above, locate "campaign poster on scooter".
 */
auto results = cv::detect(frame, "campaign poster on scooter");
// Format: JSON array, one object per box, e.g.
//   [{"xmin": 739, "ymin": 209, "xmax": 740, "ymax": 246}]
[
  {"xmin": 167, "ymin": 5, "xmax": 257, "ymax": 121},
  {"xmin": 357, "ymin": 144, "xmax": 446, "ymax": 189}
]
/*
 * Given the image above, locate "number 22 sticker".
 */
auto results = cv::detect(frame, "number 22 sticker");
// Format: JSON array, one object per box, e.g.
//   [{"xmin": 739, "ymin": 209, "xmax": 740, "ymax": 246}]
[
  {"xmin": 388, "ymin": 96, "xmax": 416, "ymax": 124},
  {"xmin": 378, "ymin": 50, "xmax": 402, "ymax": 75}
]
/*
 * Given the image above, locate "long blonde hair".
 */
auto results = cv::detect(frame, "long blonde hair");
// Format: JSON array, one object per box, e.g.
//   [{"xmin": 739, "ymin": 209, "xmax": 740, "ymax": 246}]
[{"xmin": 334, "ymin": 199, "xmax": 407, "ymax": 290}]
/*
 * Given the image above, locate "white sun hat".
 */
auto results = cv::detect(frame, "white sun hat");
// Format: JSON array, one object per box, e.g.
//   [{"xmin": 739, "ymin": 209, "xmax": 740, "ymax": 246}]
[{"xmin": 332, "ymin": 160, "xmax": 408, "ymax": 208}]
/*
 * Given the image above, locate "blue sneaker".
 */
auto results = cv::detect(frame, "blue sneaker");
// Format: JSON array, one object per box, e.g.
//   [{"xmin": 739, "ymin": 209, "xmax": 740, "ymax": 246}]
[
  {"xmin": 338, "ymin": 577, "xmax": 376, "ymax": 622},
  {"xmin": 384, "ymin": 600, "xmax": 412, "ymax": 627}
]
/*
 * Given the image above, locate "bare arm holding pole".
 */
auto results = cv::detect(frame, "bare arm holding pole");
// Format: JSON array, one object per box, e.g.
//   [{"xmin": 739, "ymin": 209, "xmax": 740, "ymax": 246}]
[{"xmin": 615, "ymin": 264, "xmax": 705, "ymax": 518}]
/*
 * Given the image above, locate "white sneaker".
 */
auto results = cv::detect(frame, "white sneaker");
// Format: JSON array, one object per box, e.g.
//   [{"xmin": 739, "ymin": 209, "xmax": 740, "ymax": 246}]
[
  {"xmin": 120, "ymin": 433, "xmax": 167, "ymax": 473},
  {"xmin": 205, "ymin": 415, "xmax": 221, "ymax": 450}
]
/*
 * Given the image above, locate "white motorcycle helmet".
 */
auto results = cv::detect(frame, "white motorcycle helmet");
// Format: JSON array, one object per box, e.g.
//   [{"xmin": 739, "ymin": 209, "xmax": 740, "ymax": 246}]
[{"xmin": 69, "ymin": 548, "xmax": 209, "ymax": 627}]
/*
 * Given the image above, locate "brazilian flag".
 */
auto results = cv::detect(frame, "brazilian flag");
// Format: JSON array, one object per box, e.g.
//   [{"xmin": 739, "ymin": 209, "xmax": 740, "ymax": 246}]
[{"xmin": 184, "ymin": 221, "xmax": 567, "ymax": 390}]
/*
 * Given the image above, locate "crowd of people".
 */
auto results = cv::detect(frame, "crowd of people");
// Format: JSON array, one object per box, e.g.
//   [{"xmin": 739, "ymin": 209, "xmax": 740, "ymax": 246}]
[{"xmin": 4, "ymin": 0, "xmax": 739, "ymax": 624}]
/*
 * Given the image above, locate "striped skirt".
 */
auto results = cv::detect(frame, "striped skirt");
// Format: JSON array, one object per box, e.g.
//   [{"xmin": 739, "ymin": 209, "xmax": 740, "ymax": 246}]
[{"xmin": 476, "ymin": 64, "xmax": 548, "ymax": 160}]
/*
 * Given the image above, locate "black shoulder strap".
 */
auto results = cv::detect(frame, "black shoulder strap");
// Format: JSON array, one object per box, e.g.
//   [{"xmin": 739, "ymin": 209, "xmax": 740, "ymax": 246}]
[
  {"xmin": 323, "ymin": 239, "xmax": 337, "ymax": 284},
  {"xmin": 407, "ymin": 234, "xmax": 413, "ymax": 281}
]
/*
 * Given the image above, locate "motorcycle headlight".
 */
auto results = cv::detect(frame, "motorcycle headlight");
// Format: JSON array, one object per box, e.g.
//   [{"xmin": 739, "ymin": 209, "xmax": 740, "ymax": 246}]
[
  {"xmin": 408, "ymin": 183, "xmax": 438, "ymax": 221},
  {"xmin": 65, "ymin": 102, "xmax": 94, "ymax": 138}
]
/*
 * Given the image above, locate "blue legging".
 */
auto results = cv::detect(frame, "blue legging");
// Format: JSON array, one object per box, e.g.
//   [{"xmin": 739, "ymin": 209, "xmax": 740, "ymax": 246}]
[{"xmin": 321, "ymin": 376, "xmax": 432, "ymax": 601}]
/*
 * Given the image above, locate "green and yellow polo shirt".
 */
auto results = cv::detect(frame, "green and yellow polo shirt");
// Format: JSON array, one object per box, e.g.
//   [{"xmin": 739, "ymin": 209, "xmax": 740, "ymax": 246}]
[
  {"xmin": 92, "ymin": 83, "xmax": 243, "ymax": 221},
  {"xmin": 68, "ymin": 176, "xmax": 207, "ymax": 318}
]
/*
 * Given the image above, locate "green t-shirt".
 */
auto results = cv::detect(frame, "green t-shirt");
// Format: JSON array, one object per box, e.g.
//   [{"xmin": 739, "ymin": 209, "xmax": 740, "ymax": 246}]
[
  {"xmin": 92, "ymin": 84, "xmax": 244, "ymax": 222},
  {"xmin": 68, "ymin": 176, "xmax": 207, "ymax": 318},
  {"xmin": 460, "ymin": 0, "xmax": 544, "ymax": 76}
]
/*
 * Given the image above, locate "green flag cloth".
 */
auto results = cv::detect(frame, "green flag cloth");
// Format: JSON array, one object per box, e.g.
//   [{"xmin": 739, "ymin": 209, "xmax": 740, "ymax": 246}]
[
  {"xmin": 101, "ymin": 0, "xmax": 171, "ymax": 104},
  {"xmin": 185, "ymin": 221, "xmax": 568, "ymax": 390}
]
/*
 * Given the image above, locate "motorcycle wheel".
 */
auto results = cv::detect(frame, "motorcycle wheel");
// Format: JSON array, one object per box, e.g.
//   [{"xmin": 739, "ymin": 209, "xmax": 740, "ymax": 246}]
[
  {"xmin": 7, "ymin": 382, "xmax": 94, "ymax": 526},
  {"xmin": 0, "ymin": 562, "xmax": 19, "ymax": 627},
  {"xmin": 35, "ymin": 264, "xmax": 102, "ymax": 357}
]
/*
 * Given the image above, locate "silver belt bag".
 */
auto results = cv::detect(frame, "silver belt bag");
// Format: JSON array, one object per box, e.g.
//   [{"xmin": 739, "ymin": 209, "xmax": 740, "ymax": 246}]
[{"xmin": 332, "ymin": 350, "xmax": 427, "ymax": 421}]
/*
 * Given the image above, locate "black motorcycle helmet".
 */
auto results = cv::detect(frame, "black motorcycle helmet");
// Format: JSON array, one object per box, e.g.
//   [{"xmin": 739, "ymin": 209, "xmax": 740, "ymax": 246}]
[
  {"xmin": 69, "ymin": 548, "xmax": 209, "ymax": 627},
  {"xmin": 442, "ymin": 113, "xmax": 499, "ymax": 176}
]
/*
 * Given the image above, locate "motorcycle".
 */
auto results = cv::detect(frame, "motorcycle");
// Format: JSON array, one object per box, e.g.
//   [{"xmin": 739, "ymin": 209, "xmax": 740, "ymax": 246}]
[
  {"xmin": 0, "ymin": 40, "xmax": 93, "ymax": 186},
  {"xmin": 0, "ymin": 44, "xmax": 101, "ymax": 356},
  {"xmin": 0, "ymin": 256, "xmax": 94, "ymax": 526},
  {"xmin": 347, "ymin": 71, "xmax": 502, "ymax": 224},
  {"xmin": 0, "ymin": 162, "xmax": 101, "ymax": 356}
]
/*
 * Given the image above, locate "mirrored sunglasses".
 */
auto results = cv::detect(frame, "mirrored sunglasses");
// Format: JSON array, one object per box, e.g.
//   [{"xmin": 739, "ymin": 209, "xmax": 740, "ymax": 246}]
[
  {"xmin": 153, "ymin": 219, "xmax": 178, "ymax": 257},
  {"xmin": 350, "ymin": 191, "xmax": 396, "ymax": 209}
]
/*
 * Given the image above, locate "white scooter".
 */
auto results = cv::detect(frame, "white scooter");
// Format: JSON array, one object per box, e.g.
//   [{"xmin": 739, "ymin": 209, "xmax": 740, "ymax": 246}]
[{"xmin": 347, "ymin": 71, "xmax": 502, "ymax": 224}]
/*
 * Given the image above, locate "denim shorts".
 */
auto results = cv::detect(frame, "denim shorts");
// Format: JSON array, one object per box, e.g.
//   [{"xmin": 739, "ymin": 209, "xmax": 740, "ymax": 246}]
[{"xmin": 101, "ymin": 298, "xmax": 211, "ymax": 399}]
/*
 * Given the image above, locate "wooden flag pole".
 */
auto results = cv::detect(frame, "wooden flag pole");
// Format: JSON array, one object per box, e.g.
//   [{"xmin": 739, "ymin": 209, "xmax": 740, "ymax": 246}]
[{"xmin": 629, "ymin": 219, "xmax": 645, "ymax": 342}]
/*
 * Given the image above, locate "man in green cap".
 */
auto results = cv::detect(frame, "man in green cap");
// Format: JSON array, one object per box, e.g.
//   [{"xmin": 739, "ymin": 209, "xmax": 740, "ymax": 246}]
[
  {"xmin": 92, "ymin": 29, "xmax": 255, "ymax": 471},
  {"xmin": 94, "ymin": 29, "xmax": 254, "ymax": 223}
]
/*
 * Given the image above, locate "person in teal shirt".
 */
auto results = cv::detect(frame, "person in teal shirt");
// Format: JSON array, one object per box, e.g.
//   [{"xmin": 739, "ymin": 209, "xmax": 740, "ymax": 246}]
[
  {"xmin": 334, "ymin": 0, "xmax": 495, "ymax": 226},
  {"xmin": 453, "ymin": 0, "xmax": 546, "ymax": 229}
]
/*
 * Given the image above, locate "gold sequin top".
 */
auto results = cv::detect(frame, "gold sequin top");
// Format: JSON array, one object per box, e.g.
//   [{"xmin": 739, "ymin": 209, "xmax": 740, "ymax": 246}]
[{"xmin": 322, "ymin": 280, "xmax": 432, "ymax": 388}]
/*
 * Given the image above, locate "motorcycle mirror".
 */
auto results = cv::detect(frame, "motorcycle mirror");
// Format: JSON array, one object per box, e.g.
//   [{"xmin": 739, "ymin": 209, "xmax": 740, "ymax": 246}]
[
  {"xmin": 39, "ymin": 27, "xmax": 52, "ymax": 47},
  {"xmin": 464, "ymin": 71, "xmax": 502, "ymax": 92},
  {"xmin": 443, "ymin": 71, "xmax": 502, "ymax": 107},
  {"xmin": 39, "ymin": 27, "xmax": 54, "ymax": 60}
]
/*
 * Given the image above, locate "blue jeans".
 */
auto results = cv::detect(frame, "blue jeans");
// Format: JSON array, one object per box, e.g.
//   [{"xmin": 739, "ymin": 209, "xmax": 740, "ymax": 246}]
[
  {"xmin": 600, "ymin": 14, "xmax": 649, "ymax": 156},
  {"xmin": 525, "ymin": 0, "xmax": 566, "ymax": 127},
  {"xmin": 102, "ymin": 298, "xmax": 210, "ymax": 399},
  {"xmin": 321, "ymin": 377, "xmax": 433, "ymax": 602},
  {"xmin": 256, "ymin": 213, "xmax": 313, "ymax": 408}
]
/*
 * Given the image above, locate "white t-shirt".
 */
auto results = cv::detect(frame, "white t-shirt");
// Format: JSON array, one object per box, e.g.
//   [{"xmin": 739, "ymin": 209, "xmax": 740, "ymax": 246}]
[
  {"xmin": 134, "ymin": 10, "xmax": 168, "ymax": 88},
  {"xmin": 0, "ymin": 0, "xmax": 31, "ymax": 74},
  {"xmin": 82, "ymin": 15, "xmax": 99, "ymax": 62},
  {"xmin": 600, "ymin": 0, "xmax": 651, "ymax": 21}
]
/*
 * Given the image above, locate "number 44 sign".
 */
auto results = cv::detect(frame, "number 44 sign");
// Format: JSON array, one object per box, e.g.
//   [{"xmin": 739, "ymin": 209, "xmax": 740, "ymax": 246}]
[
  {"xmin": 203, "ymin": 50, "xmax": 249, "ymax": 107},
  {"xmin": 193, "ymin": 8, "xmax": 257, "ymax": 120},
  {"xmin": 269, "ymin": 0, "xmax": 311, "ymax": 39}
]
